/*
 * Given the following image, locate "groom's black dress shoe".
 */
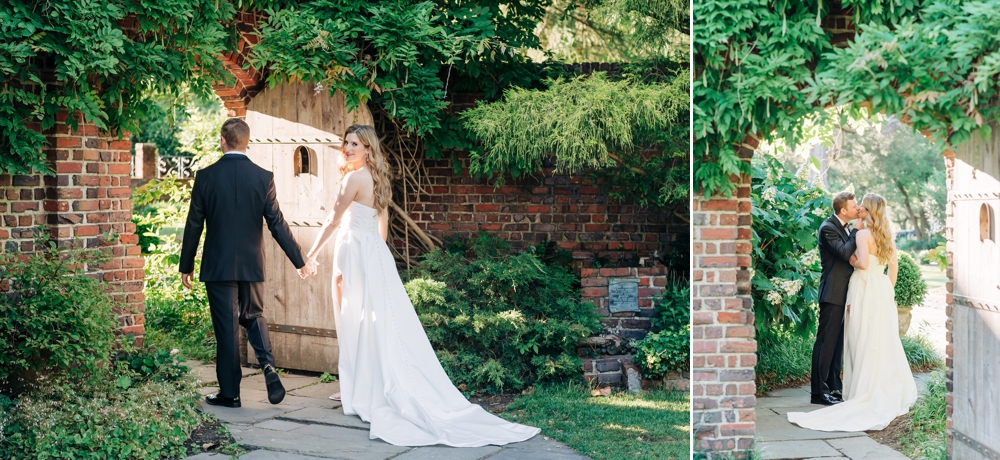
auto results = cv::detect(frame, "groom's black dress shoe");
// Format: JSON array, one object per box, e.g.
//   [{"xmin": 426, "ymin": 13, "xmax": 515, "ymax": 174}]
[
  {"xmin": 205, "ymin": 394, "xmax": 241, "ymax": 408},
  {"xmin": 811, "ymin": 393, "xmax": 842, "ymax": 406},
  {"xmin": 830, "ymin": 391, "xmax": 844, "ymax": 403},
  {"xmin": 264, "ymin": 364, "xmax": 285, "ymax": 405}
]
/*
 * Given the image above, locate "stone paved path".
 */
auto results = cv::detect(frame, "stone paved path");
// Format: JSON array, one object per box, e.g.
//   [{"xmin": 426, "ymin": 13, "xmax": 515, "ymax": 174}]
[
  {"xmin": 753, "ymin": 373, "xmax": 932, "ymax": 460},
  {"xmin": 183, "ymin": 364, "xmax": 587, "ymax": 460}
]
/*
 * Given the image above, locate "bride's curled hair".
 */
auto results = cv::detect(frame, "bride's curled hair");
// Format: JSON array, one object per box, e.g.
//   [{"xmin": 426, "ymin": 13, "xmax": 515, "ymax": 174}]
[
  {"xmin": 342, "ymin": 125, "xmax": 392, "ymax": 213},
  {"xmin": 861, "ymin": 193, "xmax": 894, "ymax": 263}
]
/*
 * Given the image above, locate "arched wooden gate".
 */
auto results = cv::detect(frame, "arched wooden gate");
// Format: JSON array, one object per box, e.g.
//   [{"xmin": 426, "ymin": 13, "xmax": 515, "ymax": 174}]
[{"xmin": 239, "ymin": 80, "xmax": 372, "ymax": 373}]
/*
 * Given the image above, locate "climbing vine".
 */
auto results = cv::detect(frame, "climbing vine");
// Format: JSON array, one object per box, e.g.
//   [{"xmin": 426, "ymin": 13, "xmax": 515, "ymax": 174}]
[{"xmin": 693, "ymin": 0, "xmax": 1000, "ymax": 197}]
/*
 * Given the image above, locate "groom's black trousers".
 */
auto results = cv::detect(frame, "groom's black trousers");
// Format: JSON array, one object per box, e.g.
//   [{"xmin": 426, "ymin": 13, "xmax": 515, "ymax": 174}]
[
  {"xmin": 205, "ymin": 281, "xmax": 275, "ymax": 398},
  {"xmin": 811, "ymin": 302, "xmax": 845, "ymax": 395}
]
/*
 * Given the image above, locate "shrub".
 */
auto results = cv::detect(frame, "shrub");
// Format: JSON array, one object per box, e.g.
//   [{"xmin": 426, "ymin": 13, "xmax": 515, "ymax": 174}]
[
  {"xmin": 0, "ymin": 231, "xmax": 118, "ymax": 395},
  {"xmin": 754, "ymin": 326, "xmax": 814, "ymax": 394},
  {"xmin": 895, "ymin": 252, "xmax": 928, "ymax": 308},
  {"xmin": 634, "ymin": 283, "xmax": 690, "ymax": 379},
  {"xmin": 0, "ymin": 353, "xmax": 200, "ymax": 460},
  {"xmin": 405, "ymin": 234, "xmax": 602, "ymax": 395},
  {"xmin": 901, "ymin": 371, "xmax": 947, "ymax": 460},
  {"xmin": 901, "ymin": 333, "xmax": 943, "ymax": 372}
]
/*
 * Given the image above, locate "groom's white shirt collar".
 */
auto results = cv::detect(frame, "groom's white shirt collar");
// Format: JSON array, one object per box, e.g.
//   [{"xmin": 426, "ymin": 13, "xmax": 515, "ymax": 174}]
[
  {"xmin": 834, "ymin": 215, "xmax": 849, "ymax": 228},
  {"xmin": 224, "ymin": 151, "xmax": 246, "ymax": 156}
]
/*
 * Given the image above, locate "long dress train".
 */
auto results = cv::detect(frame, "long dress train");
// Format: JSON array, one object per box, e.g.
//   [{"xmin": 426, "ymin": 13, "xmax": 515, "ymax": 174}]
[
  {"xmin": 787, "ymin": 255, "xmax": 918, "ymax": 432},
  {"xmin": 330, "ymin": 201, "xmax": 540, "ymax": 446}
]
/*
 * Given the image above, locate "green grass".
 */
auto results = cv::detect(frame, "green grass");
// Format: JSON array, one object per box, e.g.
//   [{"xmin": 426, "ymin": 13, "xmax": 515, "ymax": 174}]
[
  {"xmin": 144, "ymin": 297, "xmax": 216, "ymax": 363},
  {"xmin": 918, "ymin": 263, "xmax": 948, "ymax": 291},
  {"xmin": 901, "ymin": 371, "xmax": 947, "ymax": 460},
  {"xmin": 901, "ymin": 333, "xmax": 944, "ymax": 372},
  {"xmin": 501, "ymin": 382, "xmax": 690, "ymax": 459},
  {"xmin": 755, "ymin": 330, "xmax": 814, "ymax": 394}
]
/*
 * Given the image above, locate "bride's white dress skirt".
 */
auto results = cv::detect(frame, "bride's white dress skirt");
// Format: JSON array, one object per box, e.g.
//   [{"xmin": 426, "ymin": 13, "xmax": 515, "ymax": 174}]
[
  {"xmin": 787, "ymin": 257, "xmax": 918, "ymax": 432},
  {"xmin": 330, "ymin": 201, "xmax": 540, "ymax": 447}
]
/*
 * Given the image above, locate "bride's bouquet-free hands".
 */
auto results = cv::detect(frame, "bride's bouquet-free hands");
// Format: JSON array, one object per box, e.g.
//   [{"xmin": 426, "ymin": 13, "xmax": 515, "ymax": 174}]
[{"xmin": 298, "ymin": 257, "xmax": 318, "ymax": 279}]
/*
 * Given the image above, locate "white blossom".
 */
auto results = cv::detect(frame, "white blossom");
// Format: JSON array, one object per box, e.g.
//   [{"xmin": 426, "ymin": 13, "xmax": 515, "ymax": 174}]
[
  {"xmin": 766, "ymin": 291, "xmax": 783, "ymax": 305},
  {"xmin": 801, "ymin": 248, "xmax": 820, "ymax": 266},
  {"xmin": 796, "ymin": 164, "xmax": 812, "ymax": 181},
  {"xmin": 761, "ymin": 186, "xmax": 778, "ymax": 203},
  {"xmin": 812, "ymin": 208, "xmax": 827, "ymax": 217},
  {"xmin": 770, "ymin": 276, "xmax": 803, "ymax": 298}
]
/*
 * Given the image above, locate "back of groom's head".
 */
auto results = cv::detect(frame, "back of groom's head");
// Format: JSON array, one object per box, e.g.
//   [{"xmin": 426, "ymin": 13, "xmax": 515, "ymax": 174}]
[
  {"xmin": 221, "ymin": 118, "xmax": 250, "ymax": 151},
  {"xmin": 832, "ymin": 191, "xmax": 855, "ymax": 215}
]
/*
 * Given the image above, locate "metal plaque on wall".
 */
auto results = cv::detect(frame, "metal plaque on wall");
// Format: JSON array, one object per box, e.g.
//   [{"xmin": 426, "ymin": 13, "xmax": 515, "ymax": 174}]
[{"xmin": 608, "ymin": 278, "xmax": 641, "ymax": 313}]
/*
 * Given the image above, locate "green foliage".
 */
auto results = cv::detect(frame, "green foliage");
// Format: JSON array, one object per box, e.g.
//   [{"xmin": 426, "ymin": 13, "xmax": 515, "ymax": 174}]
[
  {"xmin": 133, "ymin": 85, "xmax": 226, "ymax": 158},
  {"xmin": 895, "ymin": 252, "xmax": 928, "ymax": 308},
  {"xmin": 754, "ymin": 326, "xmax": 814, "ymax": 394},
  {"xmin": 0, "ymin": 0, "xmax": 240, "ymax": 175},
  {"xmin": 751, "ymin": 152, "xmax": 829, "ymax": 334},
  {"xmin": 463, "ymin": 71, "xmax": 689, "ymax": 208},
  {"xmin": 319, "ymin": 372, "xmax": 338, "ymax": 383},
  {"xmin": 0, "ymin": 353, "xmax": 200, "ymax": 460},
  {"xmin": 0, "ymin": 231, "xmax": 118, "ymax": 395},
  {"xmin": 502, "ymin": 381, "xmax": 690, "ymax": 460},
  {"xmin": 901, "ymin": 333, "xmax": 943, "ymax": 373},
  {"xmin": 923, "ymin": 241, "xmax": 948, "ymax": 271},
  {"xmin": 695, "ymin": 0, "xmax": 1000, "ymax": 197},
  {"xmin": 405, "ymin": 234, "xmax": 601, "ymax": 395},
  {"xmin": 901, "ymin": 371, "xmax": 947, "ymax": 460},
  {"xmin": 633, "ymin": 283, "xmax": 690, "ymax": 379}
]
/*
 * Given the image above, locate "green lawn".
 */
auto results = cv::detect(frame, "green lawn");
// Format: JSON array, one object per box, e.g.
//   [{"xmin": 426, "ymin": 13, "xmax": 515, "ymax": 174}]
[
  {"xmin": 918, "ymin": 262, "xmax": 948, "ymax": 291},
  {"xmin": 501, "ymin": 383, "xmax": 690, "ymax": 460}
]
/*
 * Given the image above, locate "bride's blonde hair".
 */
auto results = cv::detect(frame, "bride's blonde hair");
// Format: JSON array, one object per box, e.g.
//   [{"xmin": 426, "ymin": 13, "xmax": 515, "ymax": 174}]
[
  {"xmin": 861, "ymin": 193, "xmax": 894, "ymax": 263},
  {"xmin": 341, "ymin": 125, "xmax": 392, "ymax": 213}
]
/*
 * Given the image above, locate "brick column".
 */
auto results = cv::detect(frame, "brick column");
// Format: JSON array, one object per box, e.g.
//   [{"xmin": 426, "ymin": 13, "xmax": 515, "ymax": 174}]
[
  {"xmin": 692, "ymin": 139, "xmax": 757, "ymax": 458},
  {"xmin": 1, "ymin": 112, "xmax": 145, "ymax": 343},
  {"xmin": 942, "ymin": 149, "xmax": 956, "ymax": 458}
]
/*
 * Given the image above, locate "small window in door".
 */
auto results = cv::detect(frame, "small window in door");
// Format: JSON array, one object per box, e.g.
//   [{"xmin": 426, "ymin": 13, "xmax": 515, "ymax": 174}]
[
  {"xmin": 294, "ymin": 146, "xmax": 317, "ymax": 176},
  {"xmin": 980, "ymin": 203, "xmax": 995, "ymax": 242}
]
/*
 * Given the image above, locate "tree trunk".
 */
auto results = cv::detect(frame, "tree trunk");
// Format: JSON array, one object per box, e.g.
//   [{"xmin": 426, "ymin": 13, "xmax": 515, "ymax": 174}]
[{"xmin": 895, "ymin": 180, "xmax": 922, "ymax": 240}]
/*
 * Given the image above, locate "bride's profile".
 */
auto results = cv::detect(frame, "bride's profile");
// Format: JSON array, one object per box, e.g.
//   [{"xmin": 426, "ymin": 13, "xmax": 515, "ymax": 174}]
[
  {"xmin": 788, "ymin": 193, "xmax": 918, "ymax": 432},
  {"xmin": 300, "ymin": 125, "xmax": 541, "ymax": 447}
]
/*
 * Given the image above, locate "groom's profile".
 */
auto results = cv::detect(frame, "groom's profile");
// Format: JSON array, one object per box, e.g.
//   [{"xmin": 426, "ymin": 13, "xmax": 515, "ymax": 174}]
[
  {"xmin": 179, "ymin": 118, "xmax": 309, "ymax": 408},
  {"xmin": 812, "ymin": 191, "xmax": 860, "ymax": 406}
]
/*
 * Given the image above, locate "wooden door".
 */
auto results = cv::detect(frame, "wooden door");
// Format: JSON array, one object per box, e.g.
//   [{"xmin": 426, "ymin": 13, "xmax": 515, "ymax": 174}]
[
  {"xmin": 242, "ymin": 80, "xmax": 372, "ymax": 373},
  {"xmin": 950, "ymin": 132, "xmax": 1000, "ymax": 459}
]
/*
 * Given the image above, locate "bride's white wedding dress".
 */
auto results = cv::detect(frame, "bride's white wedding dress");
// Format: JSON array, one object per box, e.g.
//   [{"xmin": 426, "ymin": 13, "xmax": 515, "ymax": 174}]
[
  {"xmin": 788, "ymin": 255, "xmax": 918, "ymax": 432},
  {"xmin": 329, "ymin": 201, "xmax": 540, "ymax": 446}
]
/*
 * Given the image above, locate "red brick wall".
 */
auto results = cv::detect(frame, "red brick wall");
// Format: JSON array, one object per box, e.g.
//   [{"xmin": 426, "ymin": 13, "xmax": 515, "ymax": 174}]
[
  {"xmin": 692, "ymin": 139, "xmax": 757, "ymax": 458},
  {"xmin": 0, "ymin": 113, "xmax": 145, "ymax": 342},
  {"xmin": 395, "ymin": 153, "xmax": 681, "ymax": 269},
  {"xmin": 577, "ymin": 266, "xmax": 672, "ymax": 385}
]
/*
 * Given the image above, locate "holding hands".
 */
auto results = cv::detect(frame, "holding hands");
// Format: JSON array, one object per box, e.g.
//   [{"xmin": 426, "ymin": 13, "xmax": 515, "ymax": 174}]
[{"xmin": 297, "ymin": 256, "xmax": 319, "ymax": 279}]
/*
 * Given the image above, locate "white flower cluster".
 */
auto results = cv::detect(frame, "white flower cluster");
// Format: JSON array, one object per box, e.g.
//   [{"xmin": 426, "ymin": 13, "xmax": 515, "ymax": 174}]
[
  {"xmin": 796, "ymin": 164, "xmax": 813, "ymax": 181},
  {"xmin": 761, "ymin": 186, "xmax": 778, "ymax": 203},
  {"xmin": 801, "ymin": 248, "xmax": 820, "ymax": 266},
  {"xmin": 812, "ymin": 207, "xmax": 827, "ymax": 217},
  {"xmin": 770, "ymin": 276, "xmax": 803, "ymax": 297},
  {"xmin": 766, "ymin": 290, "xmax": 783, "ymax": 305}
]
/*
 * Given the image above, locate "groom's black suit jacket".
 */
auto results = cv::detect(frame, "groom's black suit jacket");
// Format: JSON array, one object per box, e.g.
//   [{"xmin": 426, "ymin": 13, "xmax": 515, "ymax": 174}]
[
  {"xmin": 179, "ymin": 155, "xmax": 305, "ymax": 281},
  {"xmin": 817, "ymin": 215, "xmax": 859, "ymax": 307}
]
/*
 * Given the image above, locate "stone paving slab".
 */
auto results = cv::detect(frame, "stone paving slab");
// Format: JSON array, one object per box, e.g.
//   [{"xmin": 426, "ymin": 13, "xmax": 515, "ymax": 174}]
[
  {"xmin": 279, "ymin": 406, "xmax": 369, "ymax": 430},
  {"xmin": 391, "ymin": 445, "xmax": 501, "ymax": 460},
  {"xmin": 827, "ymin": 436, "xmax": 911, "ymax": 459},
  {"xmin": 767, "ymin": 404, "xmax": 828, "ymax": 416},
  {"xmin": 228, "ymin": 424, "xmax": 409, "ymax": 459},
  {"xmin": 238, "ymin": 451, "xmax": 332, "ymax": 460},
  {"xmin": 256, "ymin": 419, "xmax": 308, "ymax": 432},
  {"xmin": 180, "ymin": 454, "xmax": 230, "ymax": 460},
  {"xmin": 756, "ymin": 412, "xmax": 865, "ymax": 442},
  {"xmin": 192, "ymin": 364, "xmax": 259, "ymax": 387},
  {"xmin": 243, "ymin": 372, "xmax": 320, "ymax": 392},
  {"xmin": 199, "ymin": 397, "xmax": 308, "ymax": 425},
  {"xmin": 756, "ymin": 440, "xmax": 843, "ymax": 459},
  {"xmin": 288, "ymin": 381, "xmax": 341, "ymax": 400}
]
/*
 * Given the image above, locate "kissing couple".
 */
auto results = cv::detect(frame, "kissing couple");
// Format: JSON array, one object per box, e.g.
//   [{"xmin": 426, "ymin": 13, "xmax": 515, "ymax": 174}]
[
  {"xmin": 788, "ymin": 191, "xmax": 919, "ymax": 432},
  {"xmin": 179, "ymin": 118, "xmax": 539, "ymax": 446}
]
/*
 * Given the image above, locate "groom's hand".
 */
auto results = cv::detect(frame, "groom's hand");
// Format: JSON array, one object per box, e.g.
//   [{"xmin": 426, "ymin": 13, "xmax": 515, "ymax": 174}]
[
  {"xmin": 849, "ymin": 255, "xmax": 858, "ymax": 266},
  {"xmin": 181, "ymin": 273, "xmax": 193, "ymax": 290}
]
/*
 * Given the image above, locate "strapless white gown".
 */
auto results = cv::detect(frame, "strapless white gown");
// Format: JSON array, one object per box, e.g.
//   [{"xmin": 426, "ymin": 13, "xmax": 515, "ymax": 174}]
[
  {"xmin": 329, "ymin": 201, "xmax": 540, "ymax": 446},
  {"xmin": 788, "ymin": 255, "xmax": 918, "ymax": 431}
]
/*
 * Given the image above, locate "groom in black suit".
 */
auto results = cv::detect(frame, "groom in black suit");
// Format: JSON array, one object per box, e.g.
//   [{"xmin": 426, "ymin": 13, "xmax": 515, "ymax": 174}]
[
  {"xmin": 812, "ymin": 191, "xmax": 860, "ymax": 406},
  {"xmin": 180, "ymin": 118, "xmax": 309, "ymax": 408}
]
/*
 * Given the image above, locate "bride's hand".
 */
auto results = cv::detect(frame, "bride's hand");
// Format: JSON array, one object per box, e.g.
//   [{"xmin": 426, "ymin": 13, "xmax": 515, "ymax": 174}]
[{"xmin": 856, "ymin": 219, "xmax": 866, "ymax": 230}]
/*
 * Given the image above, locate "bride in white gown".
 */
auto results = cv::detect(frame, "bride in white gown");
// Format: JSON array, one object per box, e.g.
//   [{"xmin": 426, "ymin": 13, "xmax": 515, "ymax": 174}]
[
  {"xmin": 788, "ymin": 193, "xmax": 918, "ymax": 432},
  {"xmin": 300, "ymin": 125, "xmax": 540, "ymax": 447}
]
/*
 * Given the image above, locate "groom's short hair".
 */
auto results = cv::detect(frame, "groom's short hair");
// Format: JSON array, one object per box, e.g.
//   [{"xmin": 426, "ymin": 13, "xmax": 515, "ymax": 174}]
[
  {"xmin": 832, "ymin": 191, "xmax": 855, "ymax": 215},
  {"xmin": 221, "ymin": 118, "xmax": 250, "ymax": 150}
]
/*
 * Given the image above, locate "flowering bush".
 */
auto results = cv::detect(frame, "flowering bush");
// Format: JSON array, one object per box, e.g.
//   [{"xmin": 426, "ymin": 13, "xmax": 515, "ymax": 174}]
[{"xmin": 752, "ymin": 153, "xmax": 831, "ymax": 335}]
